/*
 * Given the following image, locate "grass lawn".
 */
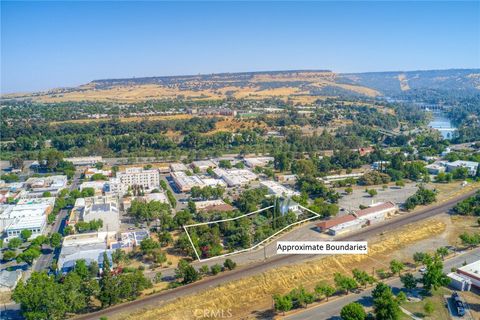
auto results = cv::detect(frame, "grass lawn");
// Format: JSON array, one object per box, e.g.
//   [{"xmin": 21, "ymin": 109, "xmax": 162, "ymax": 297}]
[{"xmin": 401, "ymin": 287, "xmax": 451, "ymax": 319}]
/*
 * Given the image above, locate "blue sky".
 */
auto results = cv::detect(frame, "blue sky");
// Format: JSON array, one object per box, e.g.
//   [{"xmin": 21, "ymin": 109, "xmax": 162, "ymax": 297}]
[{"xmin": 1, "ymin": 1, "xmax": 479, "ymax": 93}]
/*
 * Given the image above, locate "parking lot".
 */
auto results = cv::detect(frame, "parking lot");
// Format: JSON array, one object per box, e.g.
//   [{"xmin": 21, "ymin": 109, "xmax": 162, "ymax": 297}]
[{"xmin": 336, "ymin": 183, "xmax": 418, "ymax": 211}]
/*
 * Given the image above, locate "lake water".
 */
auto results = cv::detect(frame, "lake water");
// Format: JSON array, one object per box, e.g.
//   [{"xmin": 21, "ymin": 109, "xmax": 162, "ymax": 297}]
[{"xmin": 428, "ymin": 113, "xmax": 456, "ymax": 139}]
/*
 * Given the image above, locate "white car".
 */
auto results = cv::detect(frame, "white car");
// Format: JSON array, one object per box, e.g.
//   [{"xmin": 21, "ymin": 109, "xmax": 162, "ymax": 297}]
[{"xmin": 419, "ymin": 267, "xmax": 427, "ymax": 273}]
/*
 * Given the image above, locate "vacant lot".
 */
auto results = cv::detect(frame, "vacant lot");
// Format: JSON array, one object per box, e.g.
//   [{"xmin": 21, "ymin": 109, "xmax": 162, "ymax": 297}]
[{"xmin": 121, "ymin": 218, "xmax": 446, "ymax": 320}]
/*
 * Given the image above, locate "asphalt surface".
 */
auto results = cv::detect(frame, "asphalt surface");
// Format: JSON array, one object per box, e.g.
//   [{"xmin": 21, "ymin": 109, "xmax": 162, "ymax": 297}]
[
  {"xmin": 73, "ymin": 188, "xmax": 479, "ymax": 320},
  {"xmin": 286, "ymin": 247, "xmax": 480, "ymax": 320}
]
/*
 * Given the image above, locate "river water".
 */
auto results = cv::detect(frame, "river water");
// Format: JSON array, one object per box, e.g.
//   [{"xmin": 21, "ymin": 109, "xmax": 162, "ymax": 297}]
[{"xmin": 428, "ymin": 112, "xmax": 456, "ymax": 139}]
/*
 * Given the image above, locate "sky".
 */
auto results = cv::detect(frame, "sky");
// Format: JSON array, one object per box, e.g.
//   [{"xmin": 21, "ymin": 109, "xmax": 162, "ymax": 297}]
[{"xmin": 1, "ymin": 1, "xmax": 479, "ymax": 93}]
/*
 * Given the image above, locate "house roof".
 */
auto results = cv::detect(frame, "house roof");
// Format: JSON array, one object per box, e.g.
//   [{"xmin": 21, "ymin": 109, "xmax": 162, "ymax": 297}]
[
  {"xmin": 317, "ymin": 214, "xmax": 356, "ymax": 230},
  {"xmin": 355, "ymin": 201, "xmax": 397, "ymax": 218}
]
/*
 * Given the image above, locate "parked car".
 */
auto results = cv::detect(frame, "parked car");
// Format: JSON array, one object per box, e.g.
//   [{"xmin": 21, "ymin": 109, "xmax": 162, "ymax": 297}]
[{"xmin": 452, "ymin": 292, "xmax": 466, "ymax": 317}]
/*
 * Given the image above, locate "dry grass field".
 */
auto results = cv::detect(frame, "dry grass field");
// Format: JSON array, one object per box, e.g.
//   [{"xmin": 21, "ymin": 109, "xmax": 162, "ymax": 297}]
[
  {"xmin": 5, "ymin": 71, "xmax": 380, "ymax": 103},
  {"xmin": 119, "ymin": 218, "xmax": 447, "ymax": 320}
]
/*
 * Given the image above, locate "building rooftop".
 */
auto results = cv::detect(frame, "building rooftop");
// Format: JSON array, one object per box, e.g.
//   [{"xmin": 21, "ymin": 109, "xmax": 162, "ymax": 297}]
[
  {"xmin": 355, "ymin": 201, "xmax": 398, "ymax": 218},
  {"xmin": 317, "ymin": 214, "xmax": 356, "ymax": 230}
]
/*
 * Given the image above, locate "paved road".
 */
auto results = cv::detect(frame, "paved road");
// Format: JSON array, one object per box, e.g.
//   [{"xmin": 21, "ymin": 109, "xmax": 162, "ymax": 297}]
[
  {"xmin": 33, "ymin": 170, "xmax": 81, "ymax": 273},
  {"xmin": 285, "ymin": 247, "xmax": 480, "ymax": 320},
  {"xmin": 73, "ymin": 188, "xmax": 479, "ymax": 320}
]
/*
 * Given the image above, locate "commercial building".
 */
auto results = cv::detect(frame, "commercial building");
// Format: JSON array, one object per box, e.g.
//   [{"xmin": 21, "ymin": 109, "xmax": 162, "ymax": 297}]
[
  {"xmin": 319, "ymin": 172, "xmax": 364, "ymax": 184},
  {"xmin": 328, "ymin": 219, "xmax": 363, "ymax": 235},
  {"xmin": 0, "ymin": 197, "xmax": 55, "ymax": 240},
  {"xmin": 201, "ymin": 178, "xmax": 227, "ymax": 187},
  {"xmin": 169, "ymin": 163, "xmax": 189, "ymax": 172},
  {"xmin": 79, "ymin": 181, "xmax": 107, "ymax": 195},
  {"xmin": 171, "ymin": 171, "xmax": 205, "ymax": 192},
  {"xmin": 116, "ymin": 167, "xmax": 160, "ymax": 194},
  {"xmin": 84, "ymin": 168, "xmax": 112, "ymax": 179},
  {"xmin": 191, "ymin": 160, "xmax": 216, "ymax": 172},
  {"xmin": 446, "ymin": 160, "xmax": 479, "ymax": 176},
  {"xmin": 316, "ymin": 214, "xmax": 356, "ymax": 232},
  {"xmin": 58, "ymin": 232, "xmax": 113, "ymax": 273},
  {"xmin": 24, "ymin": 175, "xmax": 68, "ymax": 197},
  {"xmin": 260, "ymin": 180, "xmax": 299, "ymax": 198},
  {"xmin": 244, "ymin": 157, "xmax": 274, "ymax": 168},
  {"xmin": 64, "ymin": 156, "xmax": 103, "ymax": 166},
  {"xmin": 425, "ymin": 163, "xmax": 446, "ymax": 175},
  {"xmin": 354, "ymin": 201, "xmax": 398, "ymax": 225},
  {"xmin": 83, "ymin": 196, "xmax": 120, "ymax": 236},
  {"xmin": 67, "ymin": 195, "xmax": 120, "ymax": 236},
  {"xmin": 371, "ymin": 161, "xmax": 390, "ymax": 171},
  {"xmin": 110, "ymin": 230, "xmax": 149, "ymax": 251},
  {"xmin": 213, "ymin": 168, "xmax": 257, "ymax": 187},
  {"xmin": 122, "ymin": 192, "xmax": 169, "ymax": 211},
  {"xmin": 456, "ymin": 260, "xmax": 480, "ymax": 289},
  {"xmin": 448, "ymin": 272, "xmax": 472, "ymax": 291}
]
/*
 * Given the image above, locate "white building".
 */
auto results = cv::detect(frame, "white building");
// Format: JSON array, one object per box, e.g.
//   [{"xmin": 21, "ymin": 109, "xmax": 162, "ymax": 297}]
[
  {"xmin": 213, "ymin": 168, "xmax": 257, "ymax": 187},
  {"xmin": 319, "ymin": 172, "xmax": 364, "ymax": 184},
  {"xmin": 64, "ymin": 156, "xmax": 103, "ymax": 166},
  {"xmin": 116, "ymin": 167, "xmax": 160, "ymax": 194},
  {"xmin": 169, "ymin": 163, "xmax": 189, "ymax": 172},
  {"xmin": 25, "ymin": 175, "xmax": 68, "ymax": 197},
  {"xmin": 1, "ymin": 197, "xmax": 55, "ymax": 240},
  {"xmin": 171, "ymin": 171, "xmax": 204, "ymax": 192},
  {"xmin": 244, "ymin": 157, "xmax": 274, "ymax": 168},
  {"xmin": 260, "ymin": 180, "xmax": 299, "ymax": 198},
  {"xmin": 58, "ymin": 232, "xmax": 113, "ymax": 273},
  {"xmin": 457, "ymin": 260, "xmax": 480, "ymax": 289},
  {"xmin": 355, "ymin": 201, "xmax": 398, "ymax": 225},
  {"xmin": 84, "ymin": 168, "xmax": 112, "ymax": 179},
  {"xmin": 446, "ymin": 160, "xmax": 479, "ymax": 176},
  {"xmin": 191, "ymin": 160, "xmax": 216, "ymax": 172},
  {"xmin": 425, "ymin": 163, "xmax": 446, "ymax": 175},
  {"xmin": 328, "ymin": 219, "xmax": 363, "ymax": 236},
  {"xmin": 82, "ymin": 196, "xmax": 120, "ymax": 236},
  {"xmin": 79, "ymin": 181, "xmax": 106, "ymax": 195}
]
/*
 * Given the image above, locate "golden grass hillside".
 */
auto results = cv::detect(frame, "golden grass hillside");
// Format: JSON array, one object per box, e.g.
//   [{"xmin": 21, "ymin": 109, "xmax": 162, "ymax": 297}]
[
  {"xmin": 122, "ymin": 218, "xmax": 446, "ymax": 320},
  {"xmin": 3, "ymin": 71, "xmax": 380, "ymax": 103}
]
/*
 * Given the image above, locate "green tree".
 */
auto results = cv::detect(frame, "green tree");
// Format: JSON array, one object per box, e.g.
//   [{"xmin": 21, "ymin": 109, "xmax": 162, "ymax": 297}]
[
  {"xmin": 421, "ymin": 254, "xmax": 450, "ymax": 292},
  {"xmin": 367, "ymin": 189, "xmax": 378, "ymax": 197},
  {"xmin": 50, "ymin": 233, "xmax": 62, "ymax": 248},
  {"xmin": 436, "ymin": 247, "xmax": 449, "ymax": 260},
  {"xmin": 340, "ymin": 302, "xmax": 366, "ymax": 320},
  {"xmin": 413, "ymin": 252, "xmax": 427, "ymax": 267},
  {"xmin": 334, "ymin": 273, "xmax": 358, "ymax": 295},
  {"xmin": 223, "ymin": 258, "xmax": 237, "ymax": 270},
  {"xmin": 3, "ymin": 250, "xmax": 17, "ymax": 261},
  {"xmin": 372, "ymin": 283, "xmax": 401, "ymax": 320},
  {"xmin": 140, "ymin": 238, "xmax": 159, "ymax": 255},
  {"xmin": 352, "ymin": 269, "xmax": 375, "ymax": 288},
  {"xmin": 175, "ymin": 259, "xmax": 199, "ymax": 284},
  {"xmin": 13, "ymin": 272, "xmax": 67, "ymax": 320},
  {"xmin": 17, "ymin": 248, "xmax": 41, "ymax": 265},
  {"xmin": 273, "ymin": 294, "xmax": 293, "ymax": 315},
  {"xmin": 389, "ymin": 260, "xmax": 405, "ymax": 277},
  {"xmin": 20, "ymin": 229, "xmax": 33, "ymax": 242},
  {"xmin": 424, "ymin": 301, "xmax": 434, "ymax": 315},
  {"xmin": 7, "ymin": 238, "xmax": 22, "ymax": 250},
  {"xmin": 315, "ymin": 283, "xmax": 336, "ymax": 301},
  {"xmin": 400, "ymin": 273, "xmax": 417, "ymax": 291},
  {"xmin": 210, "ymin": 264, "xmax": 222, "ymax": 275}
]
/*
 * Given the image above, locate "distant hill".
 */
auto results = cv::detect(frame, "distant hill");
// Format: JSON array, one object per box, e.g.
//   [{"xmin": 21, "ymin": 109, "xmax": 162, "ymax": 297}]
[
  {"xmin": 340, "ymin": 69, "xmax": 480, "ymax": 95},
  {"xmin": 2, "ymin": 69, "xmax": 479, "ymax": 103}
]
